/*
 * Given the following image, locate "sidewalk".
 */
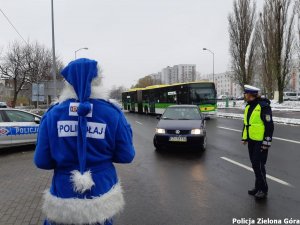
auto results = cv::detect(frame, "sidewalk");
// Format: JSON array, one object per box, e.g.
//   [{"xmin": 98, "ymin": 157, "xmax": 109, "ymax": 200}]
[
  {"xmin": 217, "ymin": 100, "xmax": 300, "ymax": 112},
  {"xmin": 0, "ymin": 147, "xmax": 52, "ymax": 225},
  {"xmin": 217, "ymin": 109, "xmax": 300, "ymax": 125},
  {"xmin": 216, "ymin": 100, "xmax": 300, "ymax": 125}
]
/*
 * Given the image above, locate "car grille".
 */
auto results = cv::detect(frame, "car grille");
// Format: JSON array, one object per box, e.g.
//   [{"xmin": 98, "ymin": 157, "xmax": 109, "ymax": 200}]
[{"xmin": 166, "ymin": 130, "xmax": 190, "ymax": 135}]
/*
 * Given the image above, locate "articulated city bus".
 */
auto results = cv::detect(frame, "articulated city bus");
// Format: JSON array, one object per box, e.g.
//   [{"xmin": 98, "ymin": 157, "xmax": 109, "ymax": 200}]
[{"xmin": 122, "ymin": 81, "xmax": 217, "ymax": 116}]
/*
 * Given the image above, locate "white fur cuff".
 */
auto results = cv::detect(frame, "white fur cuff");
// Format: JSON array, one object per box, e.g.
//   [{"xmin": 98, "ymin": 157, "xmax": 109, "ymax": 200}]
[
  {"xmin": 70, "ymin": 170, "xmax": 95, "ymax": 193},
  {"xmin": 43, "ymin": 183, "xmax": 124, "ymax": 225}
]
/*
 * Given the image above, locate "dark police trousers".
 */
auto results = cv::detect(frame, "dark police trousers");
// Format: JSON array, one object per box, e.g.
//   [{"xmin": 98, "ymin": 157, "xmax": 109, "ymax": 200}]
[{"xmin": 248, "ymin": 140, "xmax": 268, "ymax": 193}]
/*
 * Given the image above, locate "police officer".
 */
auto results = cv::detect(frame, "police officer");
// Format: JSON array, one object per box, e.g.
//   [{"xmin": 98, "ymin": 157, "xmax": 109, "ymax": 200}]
[
  {"xmin": 34, "ymin": 58, "xmax": 135, "ymax": 225},
  {"xmin": 242, "ymin": 85, "xmax": 274, "ymax": 199}
]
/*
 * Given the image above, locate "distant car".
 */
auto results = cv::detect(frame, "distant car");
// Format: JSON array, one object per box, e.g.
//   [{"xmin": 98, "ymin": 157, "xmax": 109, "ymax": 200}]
[
  {"xmin": 218, "ymin": 95, "xmax": 228, "ymax": 100},
  {"xmin": 0, "ymin": 102, "xmax": 7, "ymax": 108},
  {"xmin": 283, "ymin": 92, "xmax": 298, "ymax": 101},
  {"xmin": 153, "ymin": 105, "xmax": 207, "ymax": 151},
  {"xmin": 235, "ymin": 96, "xmax": 244, "ymax": 100},
  {"xmin": 0, "ymin": 108, "xmax": 41, "ymax": 149},
  {"xmin": 108, "ymin": 99, "xmax": 123, "ymax": 110}
]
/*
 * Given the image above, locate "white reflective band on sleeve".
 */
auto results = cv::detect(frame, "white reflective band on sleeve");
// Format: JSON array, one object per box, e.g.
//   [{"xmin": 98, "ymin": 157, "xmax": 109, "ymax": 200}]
[
  {"xmin": 57, "ymin": 121, "xmax": 106, "ymax": 139},
  {"xmin": 69, "ymin": 102, "xmax": 93, "ymax": 117},
  {"xmin": 263, "ymin": 141, "xmax": 271, "ymax": 146}
]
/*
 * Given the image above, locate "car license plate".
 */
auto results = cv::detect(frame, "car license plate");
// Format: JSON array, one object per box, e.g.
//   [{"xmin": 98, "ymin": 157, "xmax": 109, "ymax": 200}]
[{"xmin": 169, "ymin": 136, "xmax": 187, "ymax": 142}]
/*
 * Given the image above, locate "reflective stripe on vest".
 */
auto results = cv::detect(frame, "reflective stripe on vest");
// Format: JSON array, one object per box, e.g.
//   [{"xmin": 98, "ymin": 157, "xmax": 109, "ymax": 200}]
[{"xmin": 243, "ymin": 104, "xmax": 265, "ymax": 141}]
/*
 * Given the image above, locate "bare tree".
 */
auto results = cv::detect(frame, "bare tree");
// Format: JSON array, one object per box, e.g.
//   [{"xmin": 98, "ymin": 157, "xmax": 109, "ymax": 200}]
[
  {"xmin": 0, "ymin": 42, "xmax": 31, "ymax": 107},
  {"xmin": 257, "ymin": 9, "xmax": 277, "ymax": 98},
  {"xmin": 0, "ymin": 41, "xmax": 64, "ymax": 107},
  {"xmin": 258, "ymin": 0, "xmax": 295, "ymax": 103},
  {"xmin": 25, "ymin": 42, "xmax": 64, "ymax": 83},
  {"xmin": 25, "ymin": 42, "xmax": 52, "ymax": 83},
  {"xmin": 134, "ymin": 75, "xmax": 155, "ymax": 88},
  {"xmin": 228, "ymin": 0, "xmax": 257, "ymax": 90},
  {"xmin": 109, "ymin": 86, "xmax": 127, "ymax": 100},
  {"xmin": 295, "ymin": 0, "xmax": 300, "ymax": 67}
]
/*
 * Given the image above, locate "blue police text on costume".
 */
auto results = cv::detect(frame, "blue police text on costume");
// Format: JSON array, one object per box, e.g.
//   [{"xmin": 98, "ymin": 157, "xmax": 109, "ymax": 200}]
[{"xmin": 57, "ymin": 121, "xmax": 106, "ymax": 139}]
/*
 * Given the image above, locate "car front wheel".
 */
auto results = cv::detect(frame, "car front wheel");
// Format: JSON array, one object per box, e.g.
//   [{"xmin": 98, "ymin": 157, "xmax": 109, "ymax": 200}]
[
  {"xmin": 201, "ymin": 136, "xmax": 207, "ymax": 151},
  {"xmin": 153, "ymin": 137, "xmax": 161, "ymax": 151}
]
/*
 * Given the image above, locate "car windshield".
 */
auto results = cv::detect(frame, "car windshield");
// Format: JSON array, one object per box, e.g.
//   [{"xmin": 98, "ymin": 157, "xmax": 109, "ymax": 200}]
[{"xmin": 162, "ymin": 107, "xmax": 201, "ymax": 120}]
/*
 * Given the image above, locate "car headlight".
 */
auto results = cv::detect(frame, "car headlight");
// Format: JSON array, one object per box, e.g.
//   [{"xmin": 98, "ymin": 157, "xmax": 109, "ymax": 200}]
[
  {"xmin": 191, "ymin": 129, "xmax": 203, "ymax": 135},
  {"xmin": 156, "ymin": 128, "xmax": 165, "ymax": 134}
]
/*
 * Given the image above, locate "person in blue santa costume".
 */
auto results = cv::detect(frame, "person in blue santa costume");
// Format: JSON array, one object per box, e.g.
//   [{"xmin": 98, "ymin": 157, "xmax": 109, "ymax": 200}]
[{"xmin": 34, "ymin": 58, "xmax": 135, "ymax": 225}]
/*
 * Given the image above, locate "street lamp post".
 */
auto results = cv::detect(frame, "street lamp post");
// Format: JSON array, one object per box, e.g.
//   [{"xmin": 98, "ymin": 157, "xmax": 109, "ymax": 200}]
[
  {"xmin": 51, "ymin": 0, "xmax": 57, "ymax": 101},
  {"xmin": 75, "ymin": 47, "xmax": 89, "ymax": 59},
  {"xmin": 203, "ymin": 48, "xmax": 215, "ymax": 83}
]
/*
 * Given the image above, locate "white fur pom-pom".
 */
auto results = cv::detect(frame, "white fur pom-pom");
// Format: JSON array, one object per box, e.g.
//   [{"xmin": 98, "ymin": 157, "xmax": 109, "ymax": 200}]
[{"xmin": 70, "ymin": 170, "xmax": 95, "ymax": 194}]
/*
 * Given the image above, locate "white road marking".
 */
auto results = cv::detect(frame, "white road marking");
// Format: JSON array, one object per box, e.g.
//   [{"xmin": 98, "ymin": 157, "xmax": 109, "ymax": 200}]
[
  {"xmin": 135, "ymin": 121, "xmax": 143, "ymax": 125},
  {"xmin": 221, "ymin": 157, "xmax": 293, "ymax": 187},
  {"xmin": 217, "ymin": 126, "xmax": 300, "ymax": 144}
]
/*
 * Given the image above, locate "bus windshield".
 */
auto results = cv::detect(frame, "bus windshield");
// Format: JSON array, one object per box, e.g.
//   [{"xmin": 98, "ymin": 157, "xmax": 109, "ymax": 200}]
[{"xmin": 189, "ymin": 88, "xmax": 216, "ymax": 104}]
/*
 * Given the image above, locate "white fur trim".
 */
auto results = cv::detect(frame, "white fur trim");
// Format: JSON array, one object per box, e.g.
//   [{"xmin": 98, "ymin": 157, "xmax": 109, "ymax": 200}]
[
  {"xmin": 43, "ymin": 182, "xmax": 124, "ymax": 225},
  {"xmin": 58, "ymin": 82, "xmax": 77, "ymax": 102},
  {"xmin": 58, "ymin": 75, "xmax": 108, "ymax": 103},
  {"xmin": 70, "ymin": 170, "xmax": 95, "ymax": 193}
]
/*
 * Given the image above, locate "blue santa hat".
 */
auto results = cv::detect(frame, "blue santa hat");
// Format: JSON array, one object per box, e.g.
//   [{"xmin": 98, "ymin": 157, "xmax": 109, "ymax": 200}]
[
  {"xmin": 61, "ymin": 58, "xmax": 98, "ymax": 193},
  {"xmin": 244, "ymin": 85, "xmax": 260, "ymax": 94}
]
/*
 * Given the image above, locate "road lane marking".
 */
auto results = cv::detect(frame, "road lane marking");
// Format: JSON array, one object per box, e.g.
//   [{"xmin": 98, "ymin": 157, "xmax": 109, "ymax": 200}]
[
  {"xmin": 217, "ymin": 126, "xmax": 300, "ymax": 144},
  {"xmin": 135, "ymin": 121, "xmax": 143, "ymax": 125},
  {"xmin": 221, "ymin": 157, "xmax": 293, "ymax": 187}
]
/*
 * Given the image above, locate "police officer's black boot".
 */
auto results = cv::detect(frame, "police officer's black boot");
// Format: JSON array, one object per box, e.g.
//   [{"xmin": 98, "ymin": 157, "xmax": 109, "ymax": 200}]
[
  {"xmin": 248, "ymin": 188, "xmax": 258, "ymax": 196},
  {"xmin": 254, "ymin": 190, "xmax": 267, "ymax": 199}
]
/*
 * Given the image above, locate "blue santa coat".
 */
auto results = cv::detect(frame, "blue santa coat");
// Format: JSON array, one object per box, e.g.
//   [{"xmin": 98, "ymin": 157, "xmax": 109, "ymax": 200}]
[
  {"xmin": 34, "ymin": 99, "xmax": 135, "ymax": 224},
  {"xmin": 34, "ymin": 58, "xmax": 135, "ymax": 225}
]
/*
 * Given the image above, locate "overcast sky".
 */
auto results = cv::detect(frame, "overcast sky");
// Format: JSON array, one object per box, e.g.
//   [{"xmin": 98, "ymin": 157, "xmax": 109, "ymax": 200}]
[{"xmin": 0, "ymin": 0, "xmax": 264, "ymax": 89}]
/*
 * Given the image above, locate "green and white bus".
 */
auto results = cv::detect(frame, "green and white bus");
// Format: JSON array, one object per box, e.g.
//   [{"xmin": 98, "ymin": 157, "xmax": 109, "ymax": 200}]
[{"xmin": 122, "ymin": 81, "xmax": 217, "ymax": 116}]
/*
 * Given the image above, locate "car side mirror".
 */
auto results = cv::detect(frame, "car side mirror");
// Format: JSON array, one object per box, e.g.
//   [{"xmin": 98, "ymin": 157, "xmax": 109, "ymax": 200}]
[
  {"xmin": 156, "ymin": 115, "xmax": 161, "ymax": 120},
  {"xmin": 34, "ymin": 117, "xmax": 41, "ymax": 124}
]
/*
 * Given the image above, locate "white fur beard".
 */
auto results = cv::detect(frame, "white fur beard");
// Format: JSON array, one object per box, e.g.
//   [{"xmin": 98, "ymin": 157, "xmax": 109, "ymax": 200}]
[{"xmin": 70, "ymin": 170, "xmax": 95, "ymax": 193}]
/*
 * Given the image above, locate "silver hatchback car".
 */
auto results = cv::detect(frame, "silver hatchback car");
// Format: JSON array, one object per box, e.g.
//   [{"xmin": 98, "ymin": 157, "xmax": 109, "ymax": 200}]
[{"xmin": 0, "ymin": 108, "xmax": 41, "ymax": 149}]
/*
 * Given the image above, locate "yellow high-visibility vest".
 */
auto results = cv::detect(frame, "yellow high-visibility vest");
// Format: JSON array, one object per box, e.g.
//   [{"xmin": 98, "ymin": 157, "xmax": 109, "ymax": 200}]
[{"xmin": 243, "ymin": 104, "xmax": 265, "ymax": 141}]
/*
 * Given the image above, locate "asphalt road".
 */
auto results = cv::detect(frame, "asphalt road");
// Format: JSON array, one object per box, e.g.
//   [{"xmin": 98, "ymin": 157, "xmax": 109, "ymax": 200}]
[
  {"xmin": 114, "ymin": 112, "xmax": 300, "ymax": 225},
  {"xmin": 0, "ymin": 113, "xmax": 299, "ymax": 225}
]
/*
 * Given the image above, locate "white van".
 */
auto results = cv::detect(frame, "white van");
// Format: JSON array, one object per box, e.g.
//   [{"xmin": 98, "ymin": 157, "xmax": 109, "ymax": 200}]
[{"xmin": 283, "ymin": 92, "xmax": 298, "ymax": 101}]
